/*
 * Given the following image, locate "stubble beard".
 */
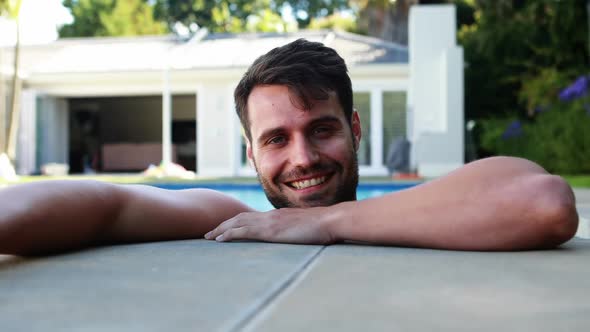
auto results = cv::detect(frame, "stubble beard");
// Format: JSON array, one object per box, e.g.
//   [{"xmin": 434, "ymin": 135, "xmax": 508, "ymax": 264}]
[{"xmin": 254, "ymin": 151, "xmax": 359, "ymax": 209}]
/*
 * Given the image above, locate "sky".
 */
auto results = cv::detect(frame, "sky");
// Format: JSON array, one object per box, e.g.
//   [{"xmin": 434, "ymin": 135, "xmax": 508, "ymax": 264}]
[{"xmin": 0, "ymin": 0, "xmax": 72, "ymax": 46}]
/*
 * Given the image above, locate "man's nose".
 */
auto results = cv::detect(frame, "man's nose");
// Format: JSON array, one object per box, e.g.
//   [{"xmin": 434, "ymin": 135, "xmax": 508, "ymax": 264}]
[{"xmin": 290, "ymin": 135, "xmax": 319, "ymax": 167}]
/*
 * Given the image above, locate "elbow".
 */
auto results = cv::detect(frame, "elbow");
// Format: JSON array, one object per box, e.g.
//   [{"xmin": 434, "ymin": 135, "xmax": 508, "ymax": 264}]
[{"xmin": 534, "ymin": 175, "xmax": 578, "ymax": 248}]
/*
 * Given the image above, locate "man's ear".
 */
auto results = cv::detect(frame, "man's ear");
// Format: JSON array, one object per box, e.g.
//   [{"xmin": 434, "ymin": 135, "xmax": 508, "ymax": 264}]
[{"xmin": 351, "ymin": 111, "xmax": 361, "ymax": 151}]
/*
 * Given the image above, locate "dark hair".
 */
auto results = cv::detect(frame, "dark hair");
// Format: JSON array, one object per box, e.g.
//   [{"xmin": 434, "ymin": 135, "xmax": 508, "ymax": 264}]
[{"xmin": 234, "ymin": 38, "xmax": 353, "ymax": 140}]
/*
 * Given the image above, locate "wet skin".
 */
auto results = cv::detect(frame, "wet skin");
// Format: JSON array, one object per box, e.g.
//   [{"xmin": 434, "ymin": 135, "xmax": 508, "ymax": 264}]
[{"xmin": 245, "ymin": 85, "xmax": 362, "ymax": 208}]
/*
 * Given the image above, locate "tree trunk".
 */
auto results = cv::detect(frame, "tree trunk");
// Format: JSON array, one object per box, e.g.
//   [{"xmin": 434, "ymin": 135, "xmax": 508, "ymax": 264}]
[
  {"xmin": 0, "ymin": 48, "xmax": 6, "ymax": 153},
  {"xmin": 587, "ymin": 0, "xmax": 590, "ymax": 61},
  {"xmin": 358, "ymin": 0, "xmax": 416, "ymax": 45},
  {"xmin": 6, "ymin": 15, "xmax": 21, "ymax": 162}
]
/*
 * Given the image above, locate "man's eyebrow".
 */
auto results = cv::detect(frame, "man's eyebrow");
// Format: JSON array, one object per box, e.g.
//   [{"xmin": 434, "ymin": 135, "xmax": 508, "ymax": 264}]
[
  {"xmin": 308, "ymin": 115, "xmax": 342, "ymax": 126},
  {"xmin": 257, "ymin": 127, "xmax": 286, "ymax": 145}
]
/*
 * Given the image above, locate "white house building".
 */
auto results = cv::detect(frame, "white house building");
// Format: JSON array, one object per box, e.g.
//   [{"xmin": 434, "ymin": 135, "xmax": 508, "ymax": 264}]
[{"xmin": 0, "ymin": 4, "xmax": 463, "ymax": 178}]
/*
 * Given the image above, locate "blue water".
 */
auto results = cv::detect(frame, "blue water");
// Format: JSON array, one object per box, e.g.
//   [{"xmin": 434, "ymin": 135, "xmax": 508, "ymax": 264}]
[{"xmin": 151, "ymin": 183, "xmax": 417, "ymax": 211}]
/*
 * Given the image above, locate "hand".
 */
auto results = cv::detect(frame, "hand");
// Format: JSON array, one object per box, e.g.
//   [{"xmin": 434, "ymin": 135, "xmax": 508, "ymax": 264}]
[{"xmin": 204, "ymin": 207, "xmax": 336, "ymax": 245}]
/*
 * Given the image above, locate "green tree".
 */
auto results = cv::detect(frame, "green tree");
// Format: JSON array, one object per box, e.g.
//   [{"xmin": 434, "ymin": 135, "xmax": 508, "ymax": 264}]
[
  {"xmin": 462, "ymin": 0, "xmax": 590, "ymax": 172},
  {"xmin": 59, "ymin": 0, "xmax": 112, "ymax": 37},
  {"xmin": 350, "ymin": 0, "xmax": 474, "ymax": 44},
  {"xmin": 460, "ymin": 0, "xmax": 588, "ymax": 121},
  {"xmin": 59, "ymin": 0, "xmax": 166, "ymax": 37},
  {"xmin": 275, "ymin": 0, "xmax": 349, "ymax": 29},
  {"xmin": 154, "ymin": 0, "xmax": 354, "ymax": 33},
  {"xmin": 154, "ymin": 0, "xmax": 273, "ymax": 33},
  {"xmin": 246, "ymin": 8, "xmax": 291, "ymax": 33},
  {"xmin": 101, "ymin": 0, "xmax": 166, "ymax": 36},
  {"xmin": 352, "ymin": 0, "xmax": 414, "ymax": 43},
  {"xmin": 307, "ymin": 11, "xmax": 357, "ymax": 32},
  {"xmin": 0, "ymin": 0, "xmax": 23, "ymax": 167}
]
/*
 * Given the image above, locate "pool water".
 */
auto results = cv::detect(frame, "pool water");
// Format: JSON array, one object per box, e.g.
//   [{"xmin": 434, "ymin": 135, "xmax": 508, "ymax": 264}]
[{"xmin": 152, "ymin": 183, "xmax": 417, "ymax": 211}]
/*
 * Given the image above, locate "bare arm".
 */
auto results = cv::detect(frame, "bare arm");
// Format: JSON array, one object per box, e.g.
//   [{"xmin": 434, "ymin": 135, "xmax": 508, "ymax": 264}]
[
  {"xmin": 0, "ymin": 180, "xmax": 253, "ymax": 255},
  {"xmin": 328, "ymin": 157, "xmax": 578, "ymax": 250},
  {"xmin": 206, "ymin": 157, "xmax": 578, "ymax": 250}
]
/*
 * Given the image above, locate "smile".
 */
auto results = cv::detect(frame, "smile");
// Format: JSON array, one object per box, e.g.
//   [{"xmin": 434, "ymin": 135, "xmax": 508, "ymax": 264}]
[{"xmin": 287, "ymin": 176, "xmax": 328, "ymax": 190}]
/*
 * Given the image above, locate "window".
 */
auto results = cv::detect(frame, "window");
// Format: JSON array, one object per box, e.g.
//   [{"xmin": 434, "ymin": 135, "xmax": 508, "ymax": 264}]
[
  {"xmin": 353, "ymin": 92, "xmax": 371, "ymax": 166},
  {"xmin": 382, "ymin": 91, "xmax": 407, "ymax": 163}
]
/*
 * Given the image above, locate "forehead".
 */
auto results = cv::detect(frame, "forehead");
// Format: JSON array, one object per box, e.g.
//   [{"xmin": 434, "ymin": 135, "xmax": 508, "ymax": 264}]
[{"xmin": 246, "ymin": 85, "xmax": 344, "ymax": 138}]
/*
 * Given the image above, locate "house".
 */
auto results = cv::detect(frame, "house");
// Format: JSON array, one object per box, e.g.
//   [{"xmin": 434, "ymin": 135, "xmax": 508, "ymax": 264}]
[{"xmin": 0, "ymin": 4, "xmax": 463, "ymax": 178}]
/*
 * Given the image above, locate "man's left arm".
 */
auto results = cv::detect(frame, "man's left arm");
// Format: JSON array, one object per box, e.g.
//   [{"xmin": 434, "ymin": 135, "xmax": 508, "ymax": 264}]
[{"xmin": 206, "ymin": 157, "xmax": 579, "ymax": 251}]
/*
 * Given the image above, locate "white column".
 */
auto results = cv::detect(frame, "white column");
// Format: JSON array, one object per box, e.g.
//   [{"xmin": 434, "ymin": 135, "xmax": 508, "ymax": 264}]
[
  {"xmin": 162, "ymin": 68, "xmax": 172, "ymax": 165},
  {"xmin": 16, "ymin": 89, "xmax": 36, "ymax": 175},
  {"xmin": 370, "ymin": 89, "xmax": 383, "ymax": 169},
  {"xmin": 409, "ymin": 4, "xmax": 464, "ymax": 177},
  {"xmin": 196, "ymin": 83, "xmax": 235, "ymax": 177},
  {"xmin": 37, "ymin": 96, "xmax": 68, "ymax": 166},
  {"xmin": 196, "ymin": 84, "xmax": 204, "ymax": 175},
  {"xmin": 230, "ymin": 84, "xmax": 243, "ymax": 176}
]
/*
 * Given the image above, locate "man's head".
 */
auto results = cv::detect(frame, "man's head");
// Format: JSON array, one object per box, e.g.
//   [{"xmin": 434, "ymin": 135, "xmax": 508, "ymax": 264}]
[{"xmin": 234, "ymin": 39, "xmax": 361, "ymax": 208}]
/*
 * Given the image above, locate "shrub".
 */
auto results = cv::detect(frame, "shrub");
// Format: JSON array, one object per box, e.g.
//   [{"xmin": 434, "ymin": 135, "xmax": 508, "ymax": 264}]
[{"xmin": 480, "ymin": 74, "xmax": 590, "ymax": 174}]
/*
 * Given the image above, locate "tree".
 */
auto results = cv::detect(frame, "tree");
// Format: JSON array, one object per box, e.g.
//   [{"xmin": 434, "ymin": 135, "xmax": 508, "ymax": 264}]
[
  {"xmin": 0, "ymin": 1, "xmax": 7, "ymax": 154},
  {"xmin": 246, "ymin": 8, "xmax": 292, "ymax": 33},
  {"xmin": 353, "ymin": 0, "xmax": 416, "ymax": 44},
  {"xmin": 101, "ymin": 0, "xmax": 166, "ymax": 36},
  {"xmin": 351, "ymin": 0, "xmax": 473, "ymax": 45},
  {"xmin": 0, "ymin": 0, "xmax": 22, "ymax": 180},
  {"xmin": 275, "ymin": 0, "xmax": 349, "ymax": 29},
  {"xmin": 59, "ymin": 0, "xmax": 166, "ymax": 37},
  {"xmin": 154, "ymin": 0, "xmax": 355, "ymax": 34},
  {"xmin": 60, "ymin": 0, "xmax": 361, "ymax": 36},
  {"xmin": 461, "ymin": 0, "xmax": 590, "ymax": 172},
  {"xmin": 459, "ymin": 0, "xmax": 588, "ymax": 120},
  {"xmin": 155, "ymin": 0, "xmax": 255, "ymax": 33},
  {"xmin": 307, "ymin": 11, "xmax": 357, "ymax": 33}
]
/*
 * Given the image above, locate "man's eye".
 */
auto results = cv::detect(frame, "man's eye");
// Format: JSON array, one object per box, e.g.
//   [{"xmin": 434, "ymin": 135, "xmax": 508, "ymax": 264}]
[
  {"xmin": 267, "ymin": 136, "xmax": 286, "ymax": 145},
  {"xmin": 313, "ymin": 126, "xmax": 332, "ymax": 136}
]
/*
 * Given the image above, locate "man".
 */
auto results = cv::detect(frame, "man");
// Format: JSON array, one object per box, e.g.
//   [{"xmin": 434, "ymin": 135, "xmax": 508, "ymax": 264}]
[{"xmin": 0, "ymin": 39, "xmax": 578, "ymax": 256}]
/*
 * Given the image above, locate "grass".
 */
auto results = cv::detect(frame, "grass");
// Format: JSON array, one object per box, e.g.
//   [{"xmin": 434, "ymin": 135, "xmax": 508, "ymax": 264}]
[{"xmin": 561, "ymin": 175, "xmax": 590, "ymax": 188}]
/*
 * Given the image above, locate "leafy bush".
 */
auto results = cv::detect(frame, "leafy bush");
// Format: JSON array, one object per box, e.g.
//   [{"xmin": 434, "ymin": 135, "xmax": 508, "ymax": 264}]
[{"xmin": 480, "ymin": 74, "xmax": 590, "ymax": 173}]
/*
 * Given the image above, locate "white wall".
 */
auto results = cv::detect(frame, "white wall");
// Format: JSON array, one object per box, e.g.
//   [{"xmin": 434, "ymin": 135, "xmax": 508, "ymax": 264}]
[
  {"xmin": 197, "ymin": 83, "xmax": 238, "ymax": 177},
  {"xmin": 408, "ymin": 4, "xmax": 464, "ymax": 177}
]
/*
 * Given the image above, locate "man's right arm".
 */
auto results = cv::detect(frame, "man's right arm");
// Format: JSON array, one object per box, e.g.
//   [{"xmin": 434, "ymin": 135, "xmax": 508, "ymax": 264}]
[{"xmin": 0, "ymin": 180, "xmax": 253, "ymax": 255}]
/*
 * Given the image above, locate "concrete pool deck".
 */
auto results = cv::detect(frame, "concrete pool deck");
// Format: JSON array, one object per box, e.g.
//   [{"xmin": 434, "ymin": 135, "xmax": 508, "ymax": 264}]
[{"xmin": 1, "ymin": 189, "xmax": 589, "ymax": 331}]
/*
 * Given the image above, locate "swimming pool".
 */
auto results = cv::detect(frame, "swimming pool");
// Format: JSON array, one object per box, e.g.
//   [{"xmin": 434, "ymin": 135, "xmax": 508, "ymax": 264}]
[{"xmin": 151, "ymin": 183, "xmax": 418, "ymax": 211}]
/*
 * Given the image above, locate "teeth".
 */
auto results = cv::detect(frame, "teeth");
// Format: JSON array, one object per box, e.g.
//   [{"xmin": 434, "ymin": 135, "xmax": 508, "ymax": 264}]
[{"xmin": 291, "ymin": 176, "xmax": 327, "ymax": 189}]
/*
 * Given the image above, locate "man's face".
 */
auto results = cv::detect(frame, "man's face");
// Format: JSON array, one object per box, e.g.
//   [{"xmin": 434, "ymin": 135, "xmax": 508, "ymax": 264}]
[{"xmin": 246, "ymin": 85, "xmax": 361, "ymax": 208}]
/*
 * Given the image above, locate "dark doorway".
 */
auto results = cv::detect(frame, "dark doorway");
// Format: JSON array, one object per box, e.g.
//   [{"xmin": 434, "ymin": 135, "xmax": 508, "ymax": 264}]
[{"xmin": 67, "ymin": 95, "xmax": 197, "ymax": 173}]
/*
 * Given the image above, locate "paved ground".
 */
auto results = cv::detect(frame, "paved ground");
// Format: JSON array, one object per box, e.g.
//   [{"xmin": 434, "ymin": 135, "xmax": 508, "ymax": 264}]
[
  {"xmin": 574, "ymin": 188, "xmax": 590, "ymax": 204},
  {"xmin": 0, "ymin": 189, "xmax": 588, "ymax": 331}
]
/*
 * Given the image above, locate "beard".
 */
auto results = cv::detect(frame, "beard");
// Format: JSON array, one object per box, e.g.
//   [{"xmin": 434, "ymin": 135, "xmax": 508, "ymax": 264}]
[{"xmin": 254, "ymin": 152, "xmax": 359, "ymax": 209}]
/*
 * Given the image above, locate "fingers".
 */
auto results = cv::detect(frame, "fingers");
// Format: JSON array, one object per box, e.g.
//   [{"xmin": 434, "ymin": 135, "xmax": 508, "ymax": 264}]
[
  {"xmin": 204, "ymin": 223, "xmax": 229, "ymax": 240},
  {"xmin": 203, "ymin": 208, "xmax": 334, "ymax": 245},
  {"xmin": 214, "ymin": 226, "xmax": 253, "ymax": 242},
  {"xmin": 204, "ymin": 212, "xmax": 253, "ymax": 241}
]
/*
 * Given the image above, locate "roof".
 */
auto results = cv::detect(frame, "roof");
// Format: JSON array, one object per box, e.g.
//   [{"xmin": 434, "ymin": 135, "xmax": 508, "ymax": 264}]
[{"xmin": 0, "ymin": 30, "xmax": 408, "ymax": 76}]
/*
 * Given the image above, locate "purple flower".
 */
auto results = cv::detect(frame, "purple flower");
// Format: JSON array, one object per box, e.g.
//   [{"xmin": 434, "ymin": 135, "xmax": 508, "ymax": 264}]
[
  {"xmin": 559, "ymin": 75, "xmax": 589, "ymax": 102},
  {"xmin": 501, "ymin": 120, "xmax": 523, "ymax": 139}
]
